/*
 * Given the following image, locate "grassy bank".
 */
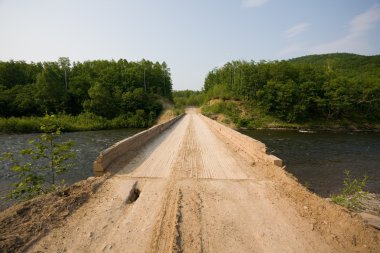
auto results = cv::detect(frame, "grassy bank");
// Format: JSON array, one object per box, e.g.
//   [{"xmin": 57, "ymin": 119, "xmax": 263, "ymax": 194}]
[
  {"xmin": 201, "ymin": 99, "xmax": 380, "ymax": 131},
  {"xmin": 0, "ymin": 112, "xmax": 156, "ymax": 133}
]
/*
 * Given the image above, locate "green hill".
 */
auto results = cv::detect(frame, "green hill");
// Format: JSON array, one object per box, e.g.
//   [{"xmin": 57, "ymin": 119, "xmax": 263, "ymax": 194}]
[
  {"xmin": 289, "ymin": 53, "xmax": 380, "ymax": 79},
  {"xmin": 200, "ymin": 53, "xmax": 380, "ymax": 130}
]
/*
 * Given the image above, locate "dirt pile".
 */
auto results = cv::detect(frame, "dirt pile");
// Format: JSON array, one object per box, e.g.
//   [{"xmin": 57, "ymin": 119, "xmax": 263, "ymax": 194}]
[{"xmin": 0, "ymin": 176, "xmax": 107, "ymax": 252}]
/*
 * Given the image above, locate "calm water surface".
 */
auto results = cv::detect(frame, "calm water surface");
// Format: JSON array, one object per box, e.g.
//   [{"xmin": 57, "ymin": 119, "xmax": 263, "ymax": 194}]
[
  {"xmin": 0, "ymin": 128, "xmax": 141, "ymax": 210},
  {"xmin": 2, "ymin": 128, "xmax": 379, "ymax": 209},
  {"xmin": 240, "ymin": 130, "xmax": 380, "ymax": 197}
]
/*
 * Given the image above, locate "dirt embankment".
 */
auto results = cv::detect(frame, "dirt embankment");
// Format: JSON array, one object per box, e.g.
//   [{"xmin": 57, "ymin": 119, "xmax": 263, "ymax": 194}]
[
  {"xmin": 0, "ymin": 176, "xmax": 107, "ymax": 252},
  {"xmin": 156, "ymin": 109, "xmax": 177, "ymax": 124},
  {"xmin": 0, "ymin": 109, "xmax": 379, "ymax": 253},
  {"xmin": 156, "ymin": 99, "xmax": 177, "ymax": 125}
]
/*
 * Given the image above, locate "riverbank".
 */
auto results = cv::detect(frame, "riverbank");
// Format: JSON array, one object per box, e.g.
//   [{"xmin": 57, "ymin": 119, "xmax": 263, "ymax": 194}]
[
  {"xmin": 0, "ymin": 112, "xmax": 156, "ymax": 133},
  {"xmin": 201, "ymin": 99, "xmax": 380, "ymax": 132},
  {"xmin": 358, "ymin": 193, "xmax": 380, "ymax": 216}
]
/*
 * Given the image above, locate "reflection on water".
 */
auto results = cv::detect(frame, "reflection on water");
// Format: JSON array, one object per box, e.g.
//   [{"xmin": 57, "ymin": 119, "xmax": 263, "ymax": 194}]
[
  {"xmin": 0, "ymin": 128, "xmax": 142, "ymax": 210},
  {"xmin": 240, "ymin": 130, "xmax": 380, "ymax": 197}
]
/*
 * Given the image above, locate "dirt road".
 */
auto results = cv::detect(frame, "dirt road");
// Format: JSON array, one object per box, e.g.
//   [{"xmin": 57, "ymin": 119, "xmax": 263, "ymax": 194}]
[{"xmin": 29, "ymin": 109, "xmax": 379, "ymax": 252}]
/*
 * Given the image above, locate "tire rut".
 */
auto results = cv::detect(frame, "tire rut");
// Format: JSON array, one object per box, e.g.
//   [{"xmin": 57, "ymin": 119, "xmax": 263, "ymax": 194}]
[{"xmin": 148, "ymin": 114, "xmax": 206, "ymax": 253}]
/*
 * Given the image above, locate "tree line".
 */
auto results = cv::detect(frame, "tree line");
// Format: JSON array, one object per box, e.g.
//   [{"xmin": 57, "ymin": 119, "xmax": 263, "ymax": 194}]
[
  {"xmin": 203, "ymin": 53, "xmax": 380, "ymax": 123},
  {"xmin": 0, "ymin": 58, "xmax": 173, "ymax": 126},
  {"xmin": 173, "ymin": 90, "xmax": 204, "ymax": 107}
]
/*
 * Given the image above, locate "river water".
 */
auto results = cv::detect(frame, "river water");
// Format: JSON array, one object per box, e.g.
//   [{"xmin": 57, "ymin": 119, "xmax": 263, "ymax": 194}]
[
  {"xmin": 1, "ymin": 128, "xmax": 379, "ymax": 210},
  {"xmin": 0, "ymin": 128, "xmax": 141, "ymax": 210},
  {"xmin": 240, "ymin": 129, "xmax": 380, "ymax": 197}
]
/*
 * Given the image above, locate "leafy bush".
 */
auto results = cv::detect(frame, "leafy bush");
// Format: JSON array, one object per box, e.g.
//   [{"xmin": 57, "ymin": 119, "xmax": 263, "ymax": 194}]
[
  {"xmin": 0, "ymin": 115, "xmax": 76, "ymax": 200},
  {"xmin": 173, "ymin": 106, "xmax": 185, "ymax": 116},
  {"xmin": 331, "ymin": 170, "xmax": 368, "ymax": 210},
  {"xmin": 202, "ymin": 101, "xmax": 243, "ymax": 126},
  {"xmin": 205, "ymin": 84, "xmax": 235, "ymax": 100}
]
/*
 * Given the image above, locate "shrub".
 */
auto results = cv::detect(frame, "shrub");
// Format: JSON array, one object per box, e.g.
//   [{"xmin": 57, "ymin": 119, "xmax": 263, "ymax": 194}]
[
  {"xmin": 0, "ymin": 115, "xmax": 76, "ymax": 200},
  {"xmin": 331, "ymin": 170, "xmax": 368, "ymax": 210}
]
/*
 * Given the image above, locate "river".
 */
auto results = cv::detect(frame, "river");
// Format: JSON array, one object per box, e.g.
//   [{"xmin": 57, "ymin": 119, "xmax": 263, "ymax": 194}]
[
  {"xmin": 1, "ymin": 128, "xmax": 379, "ymax": 210},
  {"xmin": 0, "ymin": 128, "xmax": 141, "ymax": 210},
  {"xmin": 240, "ymin": 129, "xmax": 380, "ymax": 197}
]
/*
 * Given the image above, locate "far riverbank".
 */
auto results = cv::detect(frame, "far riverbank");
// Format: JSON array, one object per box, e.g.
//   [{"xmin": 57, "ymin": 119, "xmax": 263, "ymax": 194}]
[{"xmin": 0, "ymin": 112, "xmax": 155, "ymax": 134}]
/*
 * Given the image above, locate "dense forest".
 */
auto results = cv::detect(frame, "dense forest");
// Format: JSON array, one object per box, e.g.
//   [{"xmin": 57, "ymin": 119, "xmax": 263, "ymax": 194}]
[
  {"xmin": 173, "ymin": 90, "xmax": 204, "ymax": 107},
  {"xmin": 202, "ymin": 53, "xmax": 380, "ymax": 127},
  {"xmin": 2, "ymin": 54, "xmax": 379, "ymax": 132},
  {"xmin": 0, "ymin": 58, "xmax": 173, "ymax": 132}
]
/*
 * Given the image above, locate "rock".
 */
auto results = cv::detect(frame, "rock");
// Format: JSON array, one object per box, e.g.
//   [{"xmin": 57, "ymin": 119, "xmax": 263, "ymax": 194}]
[{"xmin": 359, "ymin": 212, "xmax": 380, "ymax": 230}]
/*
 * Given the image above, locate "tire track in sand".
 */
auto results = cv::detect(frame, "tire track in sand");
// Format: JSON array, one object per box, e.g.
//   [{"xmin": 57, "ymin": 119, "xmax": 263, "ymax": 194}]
[{"xmin": 149, "ymin": 113, "xmax": 205, "ymax": 253}]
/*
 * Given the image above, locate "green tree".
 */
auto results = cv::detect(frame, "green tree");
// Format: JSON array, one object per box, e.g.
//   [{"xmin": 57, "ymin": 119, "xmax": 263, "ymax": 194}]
[
  {"xmin": 203, "ymin": 54, "xmax": 380, "ymax": 124},
  {"xmin": 13, "ymin": 84, "xmax": 38, "ymax": 116},
  {"xmin": 83, "ymin": 82, "xmax": 120, "ymax": 118},
  {"xmin": 58, "ymin": 57, "xmax": 71, "ymax": 90},
  {"xmin": 35, "ymin": 62, "xmax": 69, "ymax": 114},
  {"xmin": 1, "ymin": 115, "xmax": 76, "ymax": 200}
]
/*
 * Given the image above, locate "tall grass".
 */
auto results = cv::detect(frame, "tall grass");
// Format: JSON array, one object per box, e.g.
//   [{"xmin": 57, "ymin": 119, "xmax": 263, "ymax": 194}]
[
  {"xmin": 0, "ymin": 112, "xmax": 152, "ymax": 133},
  {"xmin": 0, "ymin": 117, "xmax": 41, "ymax": 133}
]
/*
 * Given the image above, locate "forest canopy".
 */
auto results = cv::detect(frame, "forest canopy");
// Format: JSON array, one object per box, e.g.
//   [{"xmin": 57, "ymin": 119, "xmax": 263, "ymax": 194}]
[
  {"xmin": 203, "ymin": 53, "xmax": 380, "ymax": 123},
  {"xmin": 0, "ymin": 58, "xmax": 173, "ymax": 129}
]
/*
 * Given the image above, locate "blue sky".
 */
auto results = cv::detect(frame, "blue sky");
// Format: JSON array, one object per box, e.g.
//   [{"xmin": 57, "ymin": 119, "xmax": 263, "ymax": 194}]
[{"xmin": 1, "ymin": 0, "xmax": 380, "ymax": 90}]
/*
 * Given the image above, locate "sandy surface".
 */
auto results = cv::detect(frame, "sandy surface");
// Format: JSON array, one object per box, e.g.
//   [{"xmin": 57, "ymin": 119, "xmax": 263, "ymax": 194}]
[{"xmin": 26, "ymin": 109, "xmax": 379, "ymax": 253}]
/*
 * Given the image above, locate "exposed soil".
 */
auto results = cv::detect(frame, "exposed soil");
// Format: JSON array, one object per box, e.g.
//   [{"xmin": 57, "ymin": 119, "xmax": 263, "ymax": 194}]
[
  {"xmin": 156, "ymin": 109, "xmax": 176, "ymax": 124},
  {"xmin": 156, "ymin": 99, "xmax": 176, "ymax": 124},
  {"xmin": 0, "ymin": 176, "xmax": 107, "ymax": 252},
  {"xmin": 1, "ymin": 109, "xmax": 379, "ymax": 252}
]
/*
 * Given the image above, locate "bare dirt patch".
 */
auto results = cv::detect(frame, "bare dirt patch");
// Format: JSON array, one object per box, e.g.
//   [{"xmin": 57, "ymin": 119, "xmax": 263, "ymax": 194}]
[
  {"xmin": 0, "ymin": 176, "xmax": 107, "ymax": 252},
  {"xmin": 156, "ymin": 109, "xmax": 176, "ymax": 124}
]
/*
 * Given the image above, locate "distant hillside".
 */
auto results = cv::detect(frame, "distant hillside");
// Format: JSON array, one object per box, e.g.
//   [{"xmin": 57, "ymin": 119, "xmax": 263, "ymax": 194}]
[
  {"xmin": 202, "ymin": 53, "xmax": 380, "ymax": 128},
  {"xmin": 289, "ymin": 53, "xmax": 380, "ymax": 64},
  {"xmin": 288, "ymin": 53, "xmax": 380, "ymax": 79}
]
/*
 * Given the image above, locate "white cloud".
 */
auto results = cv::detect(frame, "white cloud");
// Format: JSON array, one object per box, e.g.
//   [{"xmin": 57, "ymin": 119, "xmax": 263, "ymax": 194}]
[
  {"xmin": 278, "ymin": 43, "xmax": 306, "ymax": 57},
  {"xmin": 242, "ymin": 0, "xmax": 270, "ymax": 8},
  {"xmin": 284, "ymin": 23, "xmax": 309, "ymax": 38},
  {"xmin": 350, "ymin": 4, "xmax": 380, "ymax": 34},
  {"xmin": 313, "ymin": 4, "xmax": 380, "ymax": 54},
  {"xmin": 277, "ymin": 23, "xmax": 309, "ymax": 57}
]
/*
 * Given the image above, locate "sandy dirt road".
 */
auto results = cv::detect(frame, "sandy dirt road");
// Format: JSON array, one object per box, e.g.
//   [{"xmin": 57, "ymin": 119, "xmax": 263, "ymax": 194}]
[{"xmin": 29, "ymin": 109, "xmax": 379, "ymax": 253}]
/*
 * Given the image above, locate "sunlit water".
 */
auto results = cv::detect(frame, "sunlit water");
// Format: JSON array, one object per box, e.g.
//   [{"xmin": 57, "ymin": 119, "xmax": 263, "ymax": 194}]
[
  {"xmin": 2, "ymin": 128, "xmax": 379, "ymax": 210},
  {"xmin": 0, "ymin": 128, "xmax": 142, "ymax": 210},
  {"xmin": 240, "ymin": 129, "xmax": 380, "ymax": 197}
]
